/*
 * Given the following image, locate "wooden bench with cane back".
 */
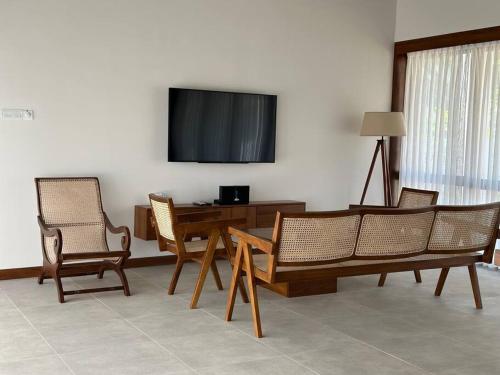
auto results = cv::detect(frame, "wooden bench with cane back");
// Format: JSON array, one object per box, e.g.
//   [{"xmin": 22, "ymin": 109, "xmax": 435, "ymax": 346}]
[{"xmin": 226, "ymin": 202, "xmax": 500, "ymax": 337}]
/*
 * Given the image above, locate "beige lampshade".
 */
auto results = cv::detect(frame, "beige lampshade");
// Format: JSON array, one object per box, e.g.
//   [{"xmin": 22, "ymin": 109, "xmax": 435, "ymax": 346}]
[{"xmin": 360, "ymin": 112, "xmax": 406, "ymax": 136}]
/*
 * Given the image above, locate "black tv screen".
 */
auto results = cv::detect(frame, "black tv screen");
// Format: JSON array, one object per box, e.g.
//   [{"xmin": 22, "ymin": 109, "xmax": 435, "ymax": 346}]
[{"xmin": 168, "ymin": 88, "xmax": 277, "ymax": 163}]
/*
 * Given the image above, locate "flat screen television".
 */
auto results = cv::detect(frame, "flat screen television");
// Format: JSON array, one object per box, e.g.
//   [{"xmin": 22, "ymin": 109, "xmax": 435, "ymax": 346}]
[{"xmin": 168, "ymin": 88, "xmax": 277, "ymax": 163}]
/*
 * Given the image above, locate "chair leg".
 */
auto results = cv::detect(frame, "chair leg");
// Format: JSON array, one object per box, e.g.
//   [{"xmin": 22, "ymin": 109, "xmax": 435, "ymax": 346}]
[
  {"xmin": 114, "ymin": 265, "xmax": 131, "ymax": 296},
  {"xmin": 168, "ymin": 258, "xmax": 184, "ymax": 295},
  {"xmin": 191, "ymin": 232, "xmax": 219, "ymax": 309},
  {"xmin": 414, "ymin": 270, "xmax": 422, "ymax": 283},
  {"xmin": 468, "ymin": 264, "xmax": 483, "ymax": 309},
  {"xmin": 37, "ymin": 270, "xmax": 45, "ymax": 285},
  {"xmin": 53, "ymin": 273, "xmax": 65, "ymax": 303},
  {"xmin": 210, "ymin": 260, "xmax": 224, "ymax": 290},
  {"xmin": 434, "ymin": 267, "xmax": 449, "ymax": 296},
  {"xmin": 378, "ymin": 273, "xmax": 387, "ymax": 287},
  {"xmin": 242, "ymin": 244, "xmax": 262, "ymax": 338},
  {"xmin": 238, "ymin": 277, "xmax": 249, "ymax": 303},
  {"xmin": 97, "ymin": 266, "xmax": 105, "ymax": 279},
  {"xmin": 226, "ymin": 243, "xmax": 244, "ymax": 321},
  {"xmin": 221, "ymin": 231, "xmax": 248, "ymax": 303}
]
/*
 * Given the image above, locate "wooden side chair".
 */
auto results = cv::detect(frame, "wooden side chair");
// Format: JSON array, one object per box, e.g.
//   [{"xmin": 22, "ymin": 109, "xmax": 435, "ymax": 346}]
[
  {"xmin": 149, "ymin": 194, "xmax": 248, "ymax": 308},
  {"xmin": 351, "ymin": 187, "xmax": 439, "ymax": 286},
  {"xmin": 35, "ymin": 177, "xmax": 131, "ymax": 303},
  {"xmin": 397, "ymin": 187, "xmax": 439, "ymax": 209}
]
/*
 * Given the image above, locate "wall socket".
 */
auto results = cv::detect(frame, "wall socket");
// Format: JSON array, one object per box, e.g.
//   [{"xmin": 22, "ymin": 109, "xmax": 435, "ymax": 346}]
[{"xmin": 1, "ymin": 108, "xmax": 34, "ymax": 120}]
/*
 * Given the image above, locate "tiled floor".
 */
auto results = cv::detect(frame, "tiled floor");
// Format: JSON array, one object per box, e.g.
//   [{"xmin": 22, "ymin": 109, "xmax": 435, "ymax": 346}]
[{"xmin": 1, "ymin": 262, "xmax": 500, "ymax": 374}]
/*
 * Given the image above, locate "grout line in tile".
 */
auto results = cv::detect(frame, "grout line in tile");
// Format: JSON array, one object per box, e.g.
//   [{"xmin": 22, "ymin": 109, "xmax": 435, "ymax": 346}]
[
  {"xmin": 126, "ymin": 269, "xmax": 170, "ymax": 290},
  {"xmin": 101, "ymin": 265, "xmax": 317, "ymax": 373},
  {"xmin": 199, "ymin": 306, "xmax": 322, "ymax": 375},
  {"xmin": 199, "ymin": 288, "xmax": 436, "ymax": 375},
  {"xmin": 10, "ymin": 265, "xmax": 496, "ymax": 373},
  {"xmin": 277, "ymin": 301, "xmax": 434, "ymax": 374},
  {"xmin": 3, "ymin": 293, "xmax": 77, "ymax": 375},
  {"xmin": 90, "ymin": 293, "xmax": 197, "ymax": 373},
  {"xmin": 191, "ymin": 354, "xmax": 309, "ymax": 374},
  {"xmin": 0, "ymin": 352, "xmax": 67, "ymax": 366}
]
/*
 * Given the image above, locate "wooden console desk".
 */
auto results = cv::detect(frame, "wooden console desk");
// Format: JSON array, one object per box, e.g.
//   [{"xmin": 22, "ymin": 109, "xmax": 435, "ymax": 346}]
[{"xmin": 134, "ymin": 200, "xmax": 306, "ymax": 241}]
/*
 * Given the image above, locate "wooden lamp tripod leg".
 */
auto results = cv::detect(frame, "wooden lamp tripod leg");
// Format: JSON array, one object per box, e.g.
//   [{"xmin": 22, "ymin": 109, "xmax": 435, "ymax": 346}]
[
  {"xmin": 361, "ymin": 137, "xmax": 393, "ymax": 206},
  {"xmin": 380, "ymin": 137, "xmax": 392, "ymax": 206},
  {"xmin": 367, "ymin": 137, "xmax": 396, "ymax": 287},
  {"xmin": 360, "ymin": 140, "xmax": 382, "ymax": 205}
]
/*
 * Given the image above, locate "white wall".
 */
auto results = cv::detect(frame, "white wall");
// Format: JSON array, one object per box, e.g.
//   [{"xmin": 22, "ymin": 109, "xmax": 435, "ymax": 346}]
[
  {"xmin": 0, "ymin": 0, "xmax": 396, "ymax": 269},
  {"xmin": 395, "ymin": 0, "xmax": 500, "ymax": 41}
]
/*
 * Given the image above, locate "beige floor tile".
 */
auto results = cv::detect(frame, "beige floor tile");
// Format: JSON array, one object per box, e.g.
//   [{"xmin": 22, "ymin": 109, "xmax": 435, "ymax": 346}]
[
  {"xmin": 0, "ymin": 327, "xmax": 54, "ymax": 362},
  {"xmin": 0, "ymin": 355, "xmax": 71, "ymax": 375},
  {"xmin": 61, "ymin": 336, "xmax": 191, "ymax": 374}
]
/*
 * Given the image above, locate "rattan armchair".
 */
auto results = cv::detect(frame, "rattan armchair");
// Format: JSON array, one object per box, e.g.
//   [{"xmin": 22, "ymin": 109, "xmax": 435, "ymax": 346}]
[
  {"xmin": 35, "ymin": 177, "xmax": 131, "ymax": 303},
  {"xmin": 149, "ymin": 194, "xmax": 248, "ymax": 308},
  {"xmin": 350, "ymin": 187, "xmax": 439, "ymax": 286}
]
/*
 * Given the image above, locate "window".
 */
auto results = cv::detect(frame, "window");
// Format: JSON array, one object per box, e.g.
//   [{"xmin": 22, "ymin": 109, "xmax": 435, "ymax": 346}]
[{"xmin": 400, "ymin": 41, "xmax": 500, "ymax": 204}]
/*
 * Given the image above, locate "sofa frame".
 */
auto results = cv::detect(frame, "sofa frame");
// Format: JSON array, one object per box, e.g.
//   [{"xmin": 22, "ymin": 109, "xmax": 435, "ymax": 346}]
[{"xmin": 226, "ymin": 203, "xmax": 500, "ymax": 337}]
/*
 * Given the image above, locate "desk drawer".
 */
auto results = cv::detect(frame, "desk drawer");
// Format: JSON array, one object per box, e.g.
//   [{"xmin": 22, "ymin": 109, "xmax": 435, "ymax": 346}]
[
  {"xmin": 231, "ymin": 206, "xmax": 257, "ymax": 228},
  {"xmin": 256, "ymin": 204, "xmax": 305, "ymax": 228}
]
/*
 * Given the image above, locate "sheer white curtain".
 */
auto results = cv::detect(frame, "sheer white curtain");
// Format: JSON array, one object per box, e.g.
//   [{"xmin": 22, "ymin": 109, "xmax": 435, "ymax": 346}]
[{"xmin": 400, "ymin": 41, "xmax": 500, "ymax": 204}]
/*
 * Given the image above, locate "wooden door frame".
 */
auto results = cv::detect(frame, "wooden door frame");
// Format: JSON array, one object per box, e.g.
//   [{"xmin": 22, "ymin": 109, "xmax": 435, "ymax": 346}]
[{"xmin": 389, "ymin": 25, "xmax": 500, "ymax": 204}]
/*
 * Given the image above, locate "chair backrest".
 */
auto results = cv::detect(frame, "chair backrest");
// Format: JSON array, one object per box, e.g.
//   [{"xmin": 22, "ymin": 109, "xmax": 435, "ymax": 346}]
[
  {"xmin": 275, "ymin": 211, "xmax": 361, "ymax": 265},
  {"xmin": 35, "ymin": 177, "xmax": 108, "ymax": 262},
  {"xmin": 397, "ymin": 187, "xmax": 439, "ymax": 208},
  {"xmin": 271, "ymin": 202, "xmax": 500, "ymax": 270},
  {"xmin": 354, "ymin": 208, "xmax": 435, "ymax": 258},
  {"xmin": 148, "ymin": 194, "xmax": 177, "ymax": 243},
  {"xmin": 428, "ymin": 203, "xmax": 500, "ymax": 254}
]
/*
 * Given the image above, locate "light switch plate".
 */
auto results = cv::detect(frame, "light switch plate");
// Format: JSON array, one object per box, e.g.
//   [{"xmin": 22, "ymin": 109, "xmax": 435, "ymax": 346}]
[{"xmin": 1, "ymin": 108, "xmax": 34, "ymax": 120}]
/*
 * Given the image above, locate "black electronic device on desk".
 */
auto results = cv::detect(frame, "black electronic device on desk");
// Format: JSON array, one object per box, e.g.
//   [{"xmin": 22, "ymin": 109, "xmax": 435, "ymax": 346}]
[{"xmin": 214, "ymin": 186, "xmax": 250, "ymax": 205}]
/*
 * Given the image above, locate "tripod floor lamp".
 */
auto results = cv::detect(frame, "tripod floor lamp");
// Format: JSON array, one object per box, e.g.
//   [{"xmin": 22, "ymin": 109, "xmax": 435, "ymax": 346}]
[{"xmin": 359, "ymin": 112, "xmax": 406, "ymax": 206}]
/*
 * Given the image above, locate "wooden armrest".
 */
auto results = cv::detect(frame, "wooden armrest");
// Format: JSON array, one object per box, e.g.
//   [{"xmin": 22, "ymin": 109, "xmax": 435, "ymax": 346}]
[
  {"xmin": 104, "ymin": 213, "xmax": 131, "ymax": 251},
  {"xmin": 176, "ymin": 210, "xmax": 222, "ymax": 223},
  {"xmin": 37, "ymin": 216, "xmax": 61, "ymax": 238},
  {"xmin": 349, "ymin": 204, "xmax": 396, "ymax": 209},
  {"xmin": 37, "ymin": 216, "xmax": 63, "ymax": 260},
  {"xmin": 176, "ymin": 217, "xmax": 246, "ymax": 235},
  {"xmin": 228, "ymin": 227, "xmax": 274, "ymax": 254},
  {"xmin": 104, "ymin": 213, "xmax": 129, "ymax": 234},
  {"xmin": 62, "ymin": 251, "xmax": 129, "ymax": 261}
]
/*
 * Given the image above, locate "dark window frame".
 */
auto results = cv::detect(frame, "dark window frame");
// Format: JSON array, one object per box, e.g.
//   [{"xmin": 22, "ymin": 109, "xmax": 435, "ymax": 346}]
[{"xmin": 389, "ymin": 25, "xmax": 500, "ymax": 204}]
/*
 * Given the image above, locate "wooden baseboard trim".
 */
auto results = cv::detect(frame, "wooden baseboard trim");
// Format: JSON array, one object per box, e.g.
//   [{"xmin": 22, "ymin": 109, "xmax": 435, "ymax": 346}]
[
  {"xmin": 0, "ymin": 266, "xmax": 41, "ymax": 281},
  {"xmin": 125, "ymin": 255, "xmax": 177, "ymax": 268},
  {"xmin": 0, "ymin": 255, "xmax": 177, "ymax": 281}
]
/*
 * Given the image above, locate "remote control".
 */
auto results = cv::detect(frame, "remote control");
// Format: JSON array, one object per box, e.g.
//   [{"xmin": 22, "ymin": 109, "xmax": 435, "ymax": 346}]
[{"xmin": 193, "ymin": 201, "xmax": 212, "ymax": 206}]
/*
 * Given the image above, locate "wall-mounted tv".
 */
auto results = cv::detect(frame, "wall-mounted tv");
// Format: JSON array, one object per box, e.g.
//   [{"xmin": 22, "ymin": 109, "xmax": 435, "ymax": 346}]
[{"xmin": 168, "ymin": 88, "xmax": 277, "ymax": 163}]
